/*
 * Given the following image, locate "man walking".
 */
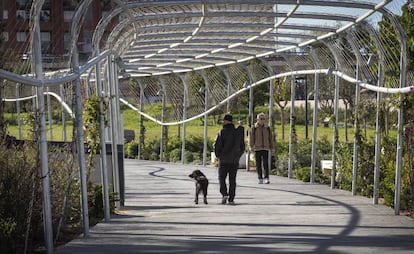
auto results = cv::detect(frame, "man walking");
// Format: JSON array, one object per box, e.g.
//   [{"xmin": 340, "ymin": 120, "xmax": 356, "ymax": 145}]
[
  {"xmin": 214, "ymin": 114, "xmax": 245, "ymax": 205},
  {"xmin": 249, "ymin": 113, "xmax": 274, "ymax": 184}
]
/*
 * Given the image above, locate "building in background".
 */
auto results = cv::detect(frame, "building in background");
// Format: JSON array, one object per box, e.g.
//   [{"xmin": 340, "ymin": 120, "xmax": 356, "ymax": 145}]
[{"xmin": 0, "ymin": 0, "xmax": 113, "ymax": 69}]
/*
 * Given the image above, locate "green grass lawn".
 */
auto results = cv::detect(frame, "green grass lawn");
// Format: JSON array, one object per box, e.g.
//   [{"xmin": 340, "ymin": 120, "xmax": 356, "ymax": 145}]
[{"xmin": 5, "ymin": 108, "xmax": 379, "ymax": 143}]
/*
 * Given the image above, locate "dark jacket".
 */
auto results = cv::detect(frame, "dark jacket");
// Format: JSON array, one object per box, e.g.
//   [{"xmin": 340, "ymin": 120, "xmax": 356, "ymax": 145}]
[{"xmin": 214, "ymin": 123, "xmax": 245, "ymax": 164}]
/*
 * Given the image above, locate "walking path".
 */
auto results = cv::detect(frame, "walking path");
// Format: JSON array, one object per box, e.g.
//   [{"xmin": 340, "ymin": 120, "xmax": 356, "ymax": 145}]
[{"xmin": 56, "ymin": 159, "xmax": 414, "ymax": 254}]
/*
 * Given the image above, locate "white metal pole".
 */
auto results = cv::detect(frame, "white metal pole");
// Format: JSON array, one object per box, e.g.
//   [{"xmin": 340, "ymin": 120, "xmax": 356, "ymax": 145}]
[
  {"xmin": 245, "ymin": 65, "xmax": 254, "ymax": 172},
  {"xmin": 288, "ymin": 75, "xmax": 295, "ymax": 179},
  {"xmin": 181, "ymin": 78, "xmax": 188, "ymax": 164},
  {"xmin": 310, "ymin": 50, "xmax": 320, "ymax": 184},
  {"xmin": 310, "ymin": 73, "xmax": 319, "ymax": 184},
  {"xmin": 113, "ymin": 67, "xmax": 124, "ymax": 206},
  {"xmin": 352, "ymin": 66, "xmax": 360, "ymax": 196},
  {"xmin": 203, "ymin": 80, "xmax": 209, "ymax": 167},
  {"xmin": 159, "ymin": 81, "xmax": 165, "ymax": 162},
  {"xmin": 95, "ymin": 56, "xmax": 110, "ymax": 221},
  {"xmin": 72, "ymin": 47, "xmax": 90, "ymax": 237},
  {"xmin": 373, "ymin": 66, "xmax": 383, "ymax": 202},
  {"xmin": 33, "ymin": 6, "xmax": 54, "ymax": 251},
  {"xmin": 16, "ymin": 83, "xmax": 22, "ymax": 139},
  {"xmin": 138, "ymin": 82, "xmax": 144, "ymax": 159},
  {"xmin": 47, "ymin": 86, "xmax": 53, "ymax": 139},
  {"xmin": 108, "ymin": 55, "xmax": 120, "ymax": 208},
  {"xmin": 331, "ymin": 65, "xmax": 339, "ymax": 189},
  {"xmin": 390, "ymin": 13, "xmax": 407, "ymax": 215},
  {"xmin": 268, "ymin": 78, "xmax": 274, "ymax": 174},
  {"xmin": 199, "ymin": 72, "xmax": 209, "ymax": 167},
  {"xmin": 60, "ymin": 84, "xmax": 67, "ymax": 142},
  {"xmin": 346, "ymin": 33, "xmax": 362, "ymax": 196}
]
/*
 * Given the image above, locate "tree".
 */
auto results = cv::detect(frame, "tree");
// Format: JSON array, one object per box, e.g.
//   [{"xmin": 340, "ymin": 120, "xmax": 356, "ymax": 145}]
[{"xmin": 273, "ymin": 78, "xmax": 290, "ymax": 140}]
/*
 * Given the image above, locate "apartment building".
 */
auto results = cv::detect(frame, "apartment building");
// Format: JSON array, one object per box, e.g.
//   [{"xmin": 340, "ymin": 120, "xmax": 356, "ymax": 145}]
[{"xmin": 0, "ymin": 0, "xmax": 112, "ymax": 68}]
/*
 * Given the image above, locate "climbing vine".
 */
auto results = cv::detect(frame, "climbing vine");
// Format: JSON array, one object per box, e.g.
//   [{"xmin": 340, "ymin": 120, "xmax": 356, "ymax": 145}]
[{"xmin": 83, "ymin": 94, "xmax": 110, "ymax": 174}]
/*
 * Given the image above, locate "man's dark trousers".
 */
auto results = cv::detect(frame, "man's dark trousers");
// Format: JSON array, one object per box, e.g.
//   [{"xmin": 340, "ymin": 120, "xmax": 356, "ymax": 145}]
[{"xmin": 218, "ymin": 162, "xmax": 238, "ymax": 202}]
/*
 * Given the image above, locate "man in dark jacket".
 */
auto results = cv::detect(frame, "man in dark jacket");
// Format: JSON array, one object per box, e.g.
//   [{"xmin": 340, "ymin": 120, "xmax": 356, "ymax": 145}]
[{"xmin": 214, "ymin": 114, "xmax": 245, "ymax": 205}]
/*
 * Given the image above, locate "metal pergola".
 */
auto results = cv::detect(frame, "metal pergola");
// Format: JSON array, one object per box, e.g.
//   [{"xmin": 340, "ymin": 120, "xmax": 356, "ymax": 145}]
[{"xmin": 1, "ymin": 1, "xmax": 414, "ymax": 253}]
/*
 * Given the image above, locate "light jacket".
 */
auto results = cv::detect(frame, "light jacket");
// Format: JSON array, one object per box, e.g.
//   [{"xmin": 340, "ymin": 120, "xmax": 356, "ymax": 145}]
[{"xmin": 248, "ymin": 123, "xmax": 273, "ymax": 151}]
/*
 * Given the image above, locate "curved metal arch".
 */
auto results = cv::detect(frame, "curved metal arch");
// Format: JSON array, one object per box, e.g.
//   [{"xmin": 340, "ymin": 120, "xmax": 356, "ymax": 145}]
[
  {"xmin": 217, "ymin": 66, "xmax": 234, "ymax": 113},
  {"xmin": 92, "ymin": 0, "xmax": 140, "ymax": 53},
  {"xmin": 176, "ymin": 73, "xmax": 190, "ymax": 163},
  {"xmin": 110, "ymin": 25, "xmax": 136, "ymax": 58},
  {"xmin": 92, "ymin": 6, "xmax": 126, "ymax": 52},
  {"xmin": 197, "ymin": 70, "xmax": 211, "ymax": 166},
  {"xmin": 68, "ymin": 0, "xmax": 93, "ymax": 65},
  {"xmin": 356, "ymin": 20, "xmax": 387, "ymax": 205},
  {"xmin": 308, "ymin": 47, "xmax": 321, "ymax": 184},
  {"xmin": 379, "ymin": 7, "xmax": 408, "ymax": 216},
  {"xmin": 100, "ymin": 0, "xmax": 396, "ymax": 77},
  {"xmin": 278, "ymin": 53, "xmax": 297, "ymax": 179}
]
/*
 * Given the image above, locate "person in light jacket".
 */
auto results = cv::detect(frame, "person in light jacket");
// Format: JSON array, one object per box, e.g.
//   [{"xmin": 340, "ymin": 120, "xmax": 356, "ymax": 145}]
[{"xmin": 249, "ymin": 112, "xmax": 274, "ymax": 184}]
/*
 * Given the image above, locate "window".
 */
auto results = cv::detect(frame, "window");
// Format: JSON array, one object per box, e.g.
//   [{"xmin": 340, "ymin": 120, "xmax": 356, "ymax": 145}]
[
  {"xmin": 16, "ymin": 0, "xmax": 30, "ymax": 5},
  {"xmin": 79, "ymin": 31, "xmax": 93, "ymax": 53},
  {"xmin": 16, "ymin": 10, "xmax": 26, "ymax": 21},
  {"xmin": 41, "ymin": 32, "xmax": 51, "ymax": 42},
  {"xmin": 1, "ymin": 32, "xmax": 9, "ymax": 42},
  {"xmin": 64, "ymin": 32, "xmax": 70, "ymax": 51},
  {"xmin": 41, "ymin": 32, "xmax": 51, "ymax": 53},
  {"xmin": 40, "ymin": 10, "xmax": 50, "ymax": 22},
  {"xmin": 63, "ymin": 0, "xmax": 79, "ymax": 10},
  {"xmin": 64, "ymin": 11, "xmax": 74, "ymax": 22},
  {"xmin": 2, "ymin": 10, "xmax": 8, "ymax": 20},
  {"xmin": 16, "ymin": 32, "xmax": 27, "ymax": 42}
]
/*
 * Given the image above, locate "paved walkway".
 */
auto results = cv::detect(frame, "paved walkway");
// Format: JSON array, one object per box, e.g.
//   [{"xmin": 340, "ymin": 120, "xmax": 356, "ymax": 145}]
[{"xmin": 56, "ymin": 159, "xmax": 414, "ymax": 254}]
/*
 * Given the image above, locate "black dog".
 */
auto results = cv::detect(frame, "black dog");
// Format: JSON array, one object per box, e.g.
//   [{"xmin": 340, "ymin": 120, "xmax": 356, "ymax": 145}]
[{"xmin": 188, "ymin": 170, "xmax": 209, "ymax": 204}]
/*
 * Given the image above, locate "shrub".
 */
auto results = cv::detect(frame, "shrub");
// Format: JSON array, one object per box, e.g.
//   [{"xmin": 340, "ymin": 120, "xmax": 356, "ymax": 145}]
[
  {"xmin": 0, "ymin": 135, "xmax": 112, "ymax": 252},
  {"xmin": 295, "ymin": 166, "xmax": 311, "ymax": 182},
  {"xmin": 169, "ymin": 148, "xmax": 181, "ymax": 162},
  {"xmin": 124, "ymin": 141, "xmax": 138, "ymax": 158}
]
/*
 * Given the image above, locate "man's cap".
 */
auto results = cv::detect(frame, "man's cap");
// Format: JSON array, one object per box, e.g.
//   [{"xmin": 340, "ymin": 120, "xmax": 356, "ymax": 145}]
[{"xmin": 223, "ymin": 114, "xmax": 233, "ymax": 122}]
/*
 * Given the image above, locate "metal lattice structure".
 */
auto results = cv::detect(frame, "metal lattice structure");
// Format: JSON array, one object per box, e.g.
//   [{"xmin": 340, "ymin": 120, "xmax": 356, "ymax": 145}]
[{"xmin": 1, "ymin": 1, "xmax": 414, "ymax": 253}]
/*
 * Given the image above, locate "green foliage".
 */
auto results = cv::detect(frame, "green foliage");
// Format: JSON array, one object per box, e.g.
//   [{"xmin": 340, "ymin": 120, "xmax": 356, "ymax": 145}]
[
  {"xmin": 83, "ymin": 94, "xmax": 110, "ymax": 173},
  {"xmin": 294, "ymin": 166, "xmax": 328, "ymax": 184},
  {"xmin": 295, "ymin": 166, "xmax": 311, "ymax": 182},
  {"xmin": 0, "ymin": 116, "xmax": 109, "ymax": 252},
  {"xmin": 400, "ymin": 4, "xmax": 414, "ymax": 73},
  {"xmin": 169, "ymin": 148, "xmax": 182, "ymax": 162},
  {"xmin": 381, "ymin": 136, "xmax": 397, "ymax": 208},
  {"xmin": 165, "ymin": 138, "xmax": 182, "ymax": 162},
  {"xmin": 0, "ymin": 142, "xmax": 37, "ymax": 253},
  {"xmin": 400, "ymin": 91, "xmax": 414, "ymax": 214},
  {"xmin": 135, "ymin": 133, "xmax": 213, "ymax": 164},
  {"xmin": 140, "ymin": 139, "xmax": 161, "ymax": 161},
  {"xmin": 274, "ymin": 136, "xmax": 332, "ymax": 182},
  {"xmin": 88, "ymin": 184, "xmax": 119, "ymax": 225},
  {"xmin": 0, "ymin": 139, "xmax": 84, "ymax": 252},
  {"xmin": 124, "ymin": 140, "xmax": 138, "ymax": 159},
  {"xmin": 296, "ymin": 139, "xmax": 313, "ymax": 168},
  {"xmin": 83, "ymin": 95, "xmax": 102, "ymax": 150}
]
